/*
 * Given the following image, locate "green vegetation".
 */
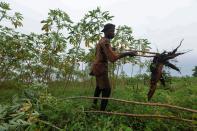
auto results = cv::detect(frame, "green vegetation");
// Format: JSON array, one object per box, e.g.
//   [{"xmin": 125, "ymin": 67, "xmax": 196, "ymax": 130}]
[
  {"xmin": 0, "ymin": 2, "xmax": 151, "ymax": 84},
  {"xmin": 0, "ymin": 77, "xmax": 197, "ymax": 130},
  {"xmin": 192, "ymin": 66, "xmax": 197, "ymax": 77},
  {"xmin": 2, "ymin": 79, "xmax": 196, "ymax": 130},
  {"xmin": 0, "ymin": 2, "xmax": 197, "ymax": 130}
]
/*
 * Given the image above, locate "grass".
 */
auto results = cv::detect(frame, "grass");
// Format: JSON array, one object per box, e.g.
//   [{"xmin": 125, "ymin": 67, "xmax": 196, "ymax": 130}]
[{"xmin": 0, "ymin": 77, "xmax": 197, "ymax": 130}]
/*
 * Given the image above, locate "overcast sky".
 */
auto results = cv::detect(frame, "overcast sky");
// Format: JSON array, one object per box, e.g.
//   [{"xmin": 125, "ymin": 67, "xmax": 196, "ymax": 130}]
[{"xmin": 4, "ymin": 0, "xmax": 197, "ymax": 76}]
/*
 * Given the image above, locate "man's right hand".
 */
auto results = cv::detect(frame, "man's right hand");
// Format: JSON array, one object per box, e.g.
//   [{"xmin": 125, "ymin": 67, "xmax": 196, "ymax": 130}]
[
  {"xmin": 119, "ymin": 51, "xmax": 138, "ymax": 59},
  {"xmin": 126, "ymin": 51, "xmax": 138, "ymax": 57}
]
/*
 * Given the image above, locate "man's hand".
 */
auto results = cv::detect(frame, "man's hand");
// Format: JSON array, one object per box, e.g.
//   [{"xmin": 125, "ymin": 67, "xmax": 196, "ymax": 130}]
[
  {"xmin": 126, "ymin": 51, "xmax": 138, "ymax": 57},
  {"xmin": 119, "ymin": 51, "xmax": 138, "ymax": 59}
]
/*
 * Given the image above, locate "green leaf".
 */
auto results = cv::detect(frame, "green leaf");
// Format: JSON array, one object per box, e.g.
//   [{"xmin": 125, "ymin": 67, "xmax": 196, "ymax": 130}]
[{"xmin": 0, "ymin": 2, "xmax": 11, "ymax": 10}]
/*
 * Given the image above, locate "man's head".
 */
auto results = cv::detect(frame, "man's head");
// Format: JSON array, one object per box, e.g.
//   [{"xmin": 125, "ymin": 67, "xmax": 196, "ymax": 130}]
[{"xmin": 101, "ymin": 23, "xmax": 115, "ymax": 39}]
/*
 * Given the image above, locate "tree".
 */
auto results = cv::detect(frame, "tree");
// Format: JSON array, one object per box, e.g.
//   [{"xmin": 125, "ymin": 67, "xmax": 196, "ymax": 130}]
[
  {"xmin": 0, "ymin": 1, "xmax": 152, "ymax": 84},
  {"xmin": 192, "ymin": 66, "xmax": 197, "ymax": 77},
  {"xmin": 0, "ymin": 2, "xmax": 23, "ymax": 27}
]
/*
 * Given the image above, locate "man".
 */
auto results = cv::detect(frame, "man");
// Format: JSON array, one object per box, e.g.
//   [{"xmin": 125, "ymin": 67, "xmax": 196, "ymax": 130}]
[{"xmin": 90, "ymin": 23, "xmax": 137, "ymax": 111}]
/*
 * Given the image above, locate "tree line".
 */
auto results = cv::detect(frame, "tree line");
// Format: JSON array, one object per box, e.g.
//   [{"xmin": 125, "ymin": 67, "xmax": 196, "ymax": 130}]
[{"xmin": 0, "ymin": 1, "xmax": 162, "ymax": 85}]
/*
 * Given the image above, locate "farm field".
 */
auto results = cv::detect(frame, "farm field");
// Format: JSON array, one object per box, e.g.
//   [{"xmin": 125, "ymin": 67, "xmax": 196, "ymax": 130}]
[
  {"xmin": 0, "ymin": 77, "xmax": 197, "ymax": 130},
  {"xmin": 1, "ymin": 1, "xmax": 197, "ymax": 130}
]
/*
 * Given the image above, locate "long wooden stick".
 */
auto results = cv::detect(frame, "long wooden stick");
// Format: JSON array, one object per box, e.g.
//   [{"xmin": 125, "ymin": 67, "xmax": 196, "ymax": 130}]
[
  {"xmin": 64, "ymin": 96, "xmax": 197, "ymax": 113},
  {"xmin": 84, "ymin": 110, "xmax": 196, "ymax": 124},
  {"xmin": 125, "ymin": 50, "xmax": 158, "ymax": 54},
  {"xmin": 38, "ymin": 119, "xmax": 62, "ymax": 130},
  {"xmin": 135, "ymin": 54, "xmax": 155, "ymax": 57}
]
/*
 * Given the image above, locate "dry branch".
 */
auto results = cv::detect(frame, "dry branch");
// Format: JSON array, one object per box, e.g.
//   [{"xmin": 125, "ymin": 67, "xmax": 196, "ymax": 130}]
[
  {"xmin": 135, "ymin": 54, "xmax": 155, "ymax": 57},
  {"xmin": 38, "ymin": 119, "xmax": 62, "ymax": 130},
  {"xmin": 64, "ymin": 96, "xmax": 197, "ymax": 113},
  {"xmin": 125, "ymin": 50, "xmax": 158, "ymax": 54},
  {"xmin": 84, "ymin": 110, "xmax": 196, "ymax": 124}
]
